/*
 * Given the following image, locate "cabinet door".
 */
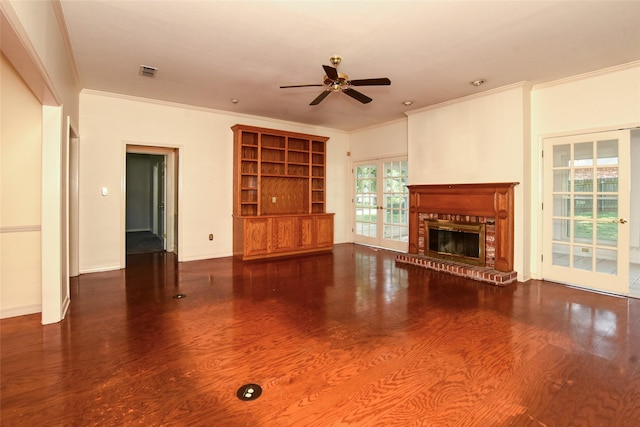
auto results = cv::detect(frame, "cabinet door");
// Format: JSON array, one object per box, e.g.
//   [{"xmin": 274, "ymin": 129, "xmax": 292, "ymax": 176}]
[
  {"xmin": 271, "ymin": 216, "xmax": 297, "ymax": 252},
  {"xmin": 316, "ymin": 215, "xmax": 334, "ymax": 248},
  {"xmin": 244, "ymin": 218, "xmax": 270, "ymax": 256},
  {"xmin": 297, "ymin": 216, "xmax": 316, "ymax": 249}
]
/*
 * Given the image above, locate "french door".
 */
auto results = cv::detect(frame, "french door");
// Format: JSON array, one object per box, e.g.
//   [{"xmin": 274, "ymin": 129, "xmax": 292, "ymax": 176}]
[
  {"xmin": 353, "ymin": 158, "xmax": 409, "ymax": 252},
  {"xmin": 543, "ymin": 130, "xmax": 630, "ymax": 295}
]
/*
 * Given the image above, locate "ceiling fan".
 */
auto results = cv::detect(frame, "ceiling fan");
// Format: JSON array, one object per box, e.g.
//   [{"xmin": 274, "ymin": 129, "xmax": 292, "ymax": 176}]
[{"xmin": 280, "ymin": 55, "xmax": 391, "ymax": 105}]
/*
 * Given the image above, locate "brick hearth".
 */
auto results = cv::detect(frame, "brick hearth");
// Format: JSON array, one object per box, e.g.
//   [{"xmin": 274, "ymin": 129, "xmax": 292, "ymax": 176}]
[{"xmin": 395, "ymin": 253, "xmax": 517, "ymax": 286}]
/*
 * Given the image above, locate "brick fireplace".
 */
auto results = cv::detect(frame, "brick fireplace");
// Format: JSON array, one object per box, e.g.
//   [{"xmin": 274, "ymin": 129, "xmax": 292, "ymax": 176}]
[{"xmin": 395, "ymin": 183, "xmax": 518, "ymax": 285}]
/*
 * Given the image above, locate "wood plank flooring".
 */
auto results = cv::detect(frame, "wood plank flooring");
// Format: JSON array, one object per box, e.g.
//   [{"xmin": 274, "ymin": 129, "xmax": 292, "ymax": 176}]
[{"xmin": 2, "ymin": 243, "xmax": 640, "ymax": 426}]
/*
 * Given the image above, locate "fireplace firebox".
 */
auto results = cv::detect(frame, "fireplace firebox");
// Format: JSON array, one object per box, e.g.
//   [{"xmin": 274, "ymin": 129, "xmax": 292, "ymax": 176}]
[{"xmin": 425, "ymin": 219, "xmax": 486, "ymax": 267}]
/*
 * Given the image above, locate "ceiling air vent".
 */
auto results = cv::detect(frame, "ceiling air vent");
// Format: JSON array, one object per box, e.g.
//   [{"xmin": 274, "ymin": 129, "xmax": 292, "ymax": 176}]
[{"xmin": 139, "ymin": 65, "xmax": 157, "ymax": 78}]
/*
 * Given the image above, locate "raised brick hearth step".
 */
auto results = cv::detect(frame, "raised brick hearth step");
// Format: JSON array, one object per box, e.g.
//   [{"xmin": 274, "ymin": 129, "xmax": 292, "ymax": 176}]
[{"xmin": 395, "ymin": 254, "xmax": 517, "ymax": 286}]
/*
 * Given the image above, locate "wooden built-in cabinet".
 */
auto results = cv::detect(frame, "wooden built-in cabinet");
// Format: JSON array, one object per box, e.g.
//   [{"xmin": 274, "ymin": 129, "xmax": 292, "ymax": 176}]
[{"xmin": 232, "ymin": 124, "xmax": 334, "ymax": 260}]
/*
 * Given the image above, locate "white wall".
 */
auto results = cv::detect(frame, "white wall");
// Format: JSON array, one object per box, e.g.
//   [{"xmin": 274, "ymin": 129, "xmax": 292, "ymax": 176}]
[
  {"xmin": 0, "ymin": 54, "xmax": 43, "ymax": 318},
  {"xmin": 407, "ymin": 84, "xmax": 530, "ymax": 185},
  {"xmin": 350, "ymin": 119, "xmax": 408, "ymax": 161},
  {"xmin": 2, "ymin": 0, "xmax": 81, "ymax": 322},
  {"xmin": 78, "ymin": 92, "xmax": 351, "ymax": 272},
  {"xmin": 405, "ymin": 84, "xmax": 531, "ymax": 281},
  {"xmin": 531, "ymin": 62, "xmax": 640, "ymax": 277},
  {"xmin": 3, "ymin": 0, "xmax": 79, "ymax": 119}
]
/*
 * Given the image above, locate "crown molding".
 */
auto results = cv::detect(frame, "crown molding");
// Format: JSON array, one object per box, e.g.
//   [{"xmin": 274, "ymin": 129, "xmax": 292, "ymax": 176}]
[
  {"xmin": 351, "ymin": 117, "xmax": 407, "ymax": 133},
  {"xmin": 80, "ymin": 89, "xmax": 351, "ymax": 135},
  {"xmin": 52, "ymin": 0, "xmax": 81, "ymax": 91},
  {"xmin": 533, "ymin": 60, "xmax": 640, "ymax": 91},
  {"xmin": 405, "ymin": 82, "xmax": 532, "ymax": 116}
]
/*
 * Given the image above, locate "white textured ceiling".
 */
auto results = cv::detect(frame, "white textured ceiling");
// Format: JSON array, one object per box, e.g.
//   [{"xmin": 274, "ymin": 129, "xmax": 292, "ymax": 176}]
[{"xmin": 59, "ymin": 1, "xmax": 640, "ymax": 131}]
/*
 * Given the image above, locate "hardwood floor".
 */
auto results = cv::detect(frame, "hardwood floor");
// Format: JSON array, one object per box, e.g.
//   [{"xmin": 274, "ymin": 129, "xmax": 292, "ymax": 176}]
[{"xmin": 2, "ymin": 243, "xmax": 640, "ymax": 426}]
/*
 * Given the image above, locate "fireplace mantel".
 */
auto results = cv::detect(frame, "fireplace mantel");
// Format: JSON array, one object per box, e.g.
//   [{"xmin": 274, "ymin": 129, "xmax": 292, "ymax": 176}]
[{"xmin": 407, "ymin": 183, "xmax": 518, "ymax": 272}]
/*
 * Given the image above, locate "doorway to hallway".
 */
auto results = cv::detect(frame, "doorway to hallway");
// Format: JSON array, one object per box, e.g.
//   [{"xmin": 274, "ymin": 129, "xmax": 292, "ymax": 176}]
[{"xmin": 124, "ymin": 145, "xmax": 178, "ymax": 262}]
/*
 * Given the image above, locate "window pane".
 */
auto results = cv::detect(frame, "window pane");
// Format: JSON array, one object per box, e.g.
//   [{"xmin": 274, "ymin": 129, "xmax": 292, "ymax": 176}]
[
  {"xmin": 552, "ymin": 243, "xmax": 570, "ymax": 267},
  {"xmin": 597, "ymin": 139, "xmax": 618, "ymax": 166},
  {"xmin": 596, "ymin": 167, "xmax": 618, "ymax": 192},
  {"xmin": 596, "ymin": 248, "xmax": 617, "ymax": 275},
  {"xmin": 552, "ymin": 219, "xmax": 570, "ymax": 242},
  {"xmin": 553, "ymin": 170, "xmax": 571, "ymax": 192},
  {"xmin": 574, "ymin": 220, "xmax": 593, "ymax": 244},
  {"xmin": 574, "ymin": 142, "xmax": 593, "ymax": 167},
  {"xmin": 553, "ymin": 195, "xmax": 571, "ymax": 217},
  {"xmin": 573, "ymin": 196, "xmax": 593, "ymax": 218},
  {"xmin": 597, "ymin": 222, "xmax": 617, "ymax": 247},
  {"xmin": 573, "ymin": 168, "xmax": 593, "ymax": 192},
  {"xmin": 596, "ymin": 195, "xmax": 617, "ymax": 219},
  {"xmin": 553, "ymin": 144, "xmax": 571, "ymax": 167},
  {"xmin": 401, "ymin": 160, "xmax": 408, "ymax": 176},
  {"xmin": 574, "ymin": 246, "xmax": 593, "ymax": 271}
]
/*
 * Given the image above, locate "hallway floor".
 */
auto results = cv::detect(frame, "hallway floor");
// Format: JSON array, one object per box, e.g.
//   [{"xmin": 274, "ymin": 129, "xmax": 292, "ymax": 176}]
[{"xmin": 126, "ymin": 231, "xmax": 164, "ymax": 254}]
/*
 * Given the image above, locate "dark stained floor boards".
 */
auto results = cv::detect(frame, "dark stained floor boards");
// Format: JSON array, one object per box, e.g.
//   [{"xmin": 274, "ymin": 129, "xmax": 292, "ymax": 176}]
[{"xmin": 2, "ymin": 244, "xmax": 640, "ymax": 426}]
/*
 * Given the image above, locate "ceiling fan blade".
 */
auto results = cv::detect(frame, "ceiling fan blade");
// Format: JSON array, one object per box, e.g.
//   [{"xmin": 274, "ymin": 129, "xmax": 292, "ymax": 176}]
[
  {"xmin": 323, "ymin": 65, "xmax": 339, "ymax": 81},
  {"xmin": 343, "ymin": 88, "xmax": 372, "ymax": 104},
  {"xmin": 310, "ymin": 90, "xmax": 331, "ymax": 106},
  {"xmin": 280, "ymin": 84, "xmax": 325, "ymax": 88},
  {"xmin": 349, "ymin": 78, "xmax": 391, "ymax": 86}
]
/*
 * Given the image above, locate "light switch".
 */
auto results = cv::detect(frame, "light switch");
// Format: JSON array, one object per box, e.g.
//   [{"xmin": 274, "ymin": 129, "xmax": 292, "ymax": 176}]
[
  {"xmin": 272, "ymin": 196, "xmax": 276, "ymax": 203},
  {"xmin": 102, "ymin": 187, "xmax": 108, "ymax": 196}
]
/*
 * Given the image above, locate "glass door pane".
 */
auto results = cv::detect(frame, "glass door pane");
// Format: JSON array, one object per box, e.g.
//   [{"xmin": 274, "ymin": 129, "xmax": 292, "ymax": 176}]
[
  {"xmin": 354, "ymin": 157, "xmax": 409, "ymax": 252},
  {"xmin": 354, "ymin": 164, "xmax": 378, "ymax": 242},
  {"xmin": 382, "ymin": 159, "xmax": 409, "ymax": 249},
  {"xmin": 544, "ymin": 130, "xmax": 630, "ymax": 295}
]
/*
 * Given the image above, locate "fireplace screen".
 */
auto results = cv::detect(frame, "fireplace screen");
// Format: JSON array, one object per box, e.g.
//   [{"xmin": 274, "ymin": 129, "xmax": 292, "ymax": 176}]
[{"xmin": 425, "ymin": 219, "xmax": 486, "ymax": 266}]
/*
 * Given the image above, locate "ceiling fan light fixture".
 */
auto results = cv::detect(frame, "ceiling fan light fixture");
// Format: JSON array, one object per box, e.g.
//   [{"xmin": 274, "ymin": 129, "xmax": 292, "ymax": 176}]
[{"xmin": 281, "ymin": 56, "xmax": 390, "ymax": 105}]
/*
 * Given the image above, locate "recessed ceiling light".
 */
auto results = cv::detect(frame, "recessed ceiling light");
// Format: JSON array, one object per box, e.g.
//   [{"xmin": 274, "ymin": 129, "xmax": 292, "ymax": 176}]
[
  {"xmin": 402, "ymin": 101, "xmax": 413, "ymax": 106},
  {"xmin": 231, "ymin": 98, "xmax": 239, "ymax": 104},
  {"xmin": 471, "ymin": 79, "xmax": 485, "ymax": 87}
]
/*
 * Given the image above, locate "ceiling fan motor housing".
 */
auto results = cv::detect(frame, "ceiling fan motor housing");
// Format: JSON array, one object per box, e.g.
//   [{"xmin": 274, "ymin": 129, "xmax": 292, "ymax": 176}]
[{"xmin": 324, "ymin": 73, "xmax": 349, "ymax": 89}]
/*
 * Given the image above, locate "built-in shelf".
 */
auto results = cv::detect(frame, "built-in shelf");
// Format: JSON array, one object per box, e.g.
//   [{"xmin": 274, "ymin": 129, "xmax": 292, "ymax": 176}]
[{"xmin": 232, "ymin": 124, "xmax": 333, "ymax": 260}]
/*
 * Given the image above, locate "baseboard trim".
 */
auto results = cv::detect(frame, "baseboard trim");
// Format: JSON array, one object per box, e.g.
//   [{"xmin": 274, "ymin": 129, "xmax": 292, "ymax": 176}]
[
  {"xmin": 61, "ymin": 295, "xmax": 70, "ymax": 320},
  {"xmin": 1, "ymin": 304, "xmax": 41, "ymax": 319},
  {"xmin": 79, "ymin": 265, "xmax": 122, "ymax": 274}
]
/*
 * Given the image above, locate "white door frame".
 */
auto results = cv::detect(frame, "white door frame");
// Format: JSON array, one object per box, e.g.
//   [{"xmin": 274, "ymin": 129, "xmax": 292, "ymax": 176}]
[
  {"xmin": 122, "ymin": 143, "xmax": 180, "ymax": 266},
  {"xmin": 41, "ymin": 107, "xmax": 70, "ymax": 324},
  {"xmin": 68, "ymin": 118, "xmax": 80, "ymax": 278}
]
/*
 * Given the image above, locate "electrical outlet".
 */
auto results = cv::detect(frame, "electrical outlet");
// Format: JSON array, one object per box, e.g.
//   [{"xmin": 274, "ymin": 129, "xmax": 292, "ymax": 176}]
[
  {"xmin": 209, "ymin": 234, "xmax": 214, "ymax": 241},
  {"xmin": 271, "ymin": 196, "xmax": 277, "ymax": 203}
]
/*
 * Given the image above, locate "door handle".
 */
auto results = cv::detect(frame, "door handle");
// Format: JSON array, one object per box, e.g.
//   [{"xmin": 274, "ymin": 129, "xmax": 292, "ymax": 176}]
[{"xmin": 610, "ymin": 218, "xmax": 628, "ymax": 224}]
